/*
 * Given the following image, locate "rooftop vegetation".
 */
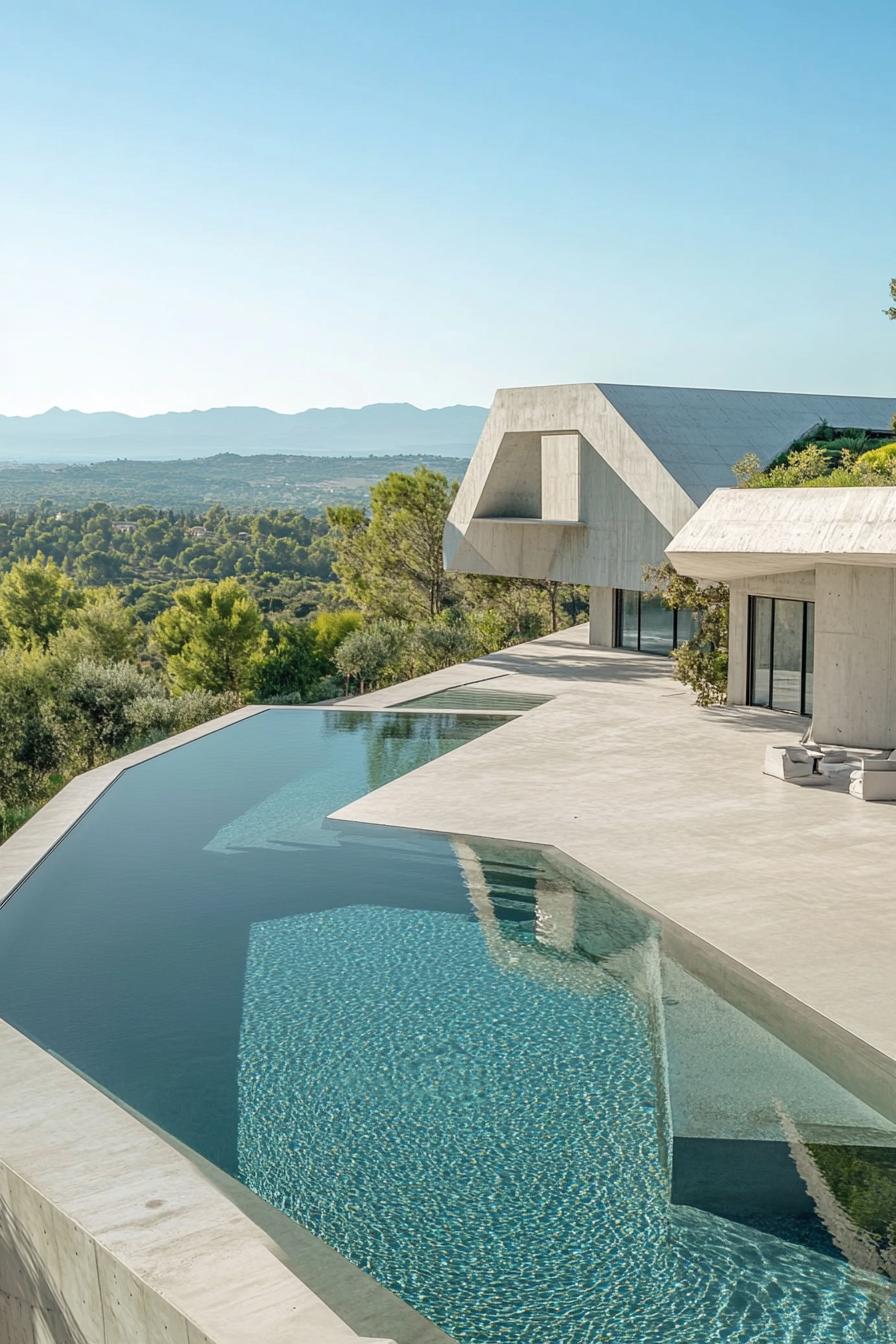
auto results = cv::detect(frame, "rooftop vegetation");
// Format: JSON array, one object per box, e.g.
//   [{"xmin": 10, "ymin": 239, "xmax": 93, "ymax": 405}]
[{"xmin": 735, "ymin": 420, "xmax": 896, "ymax": 489}]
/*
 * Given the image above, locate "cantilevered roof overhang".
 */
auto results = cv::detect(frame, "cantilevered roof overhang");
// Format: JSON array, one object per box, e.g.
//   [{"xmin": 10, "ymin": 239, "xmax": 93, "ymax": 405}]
[{"xmin": 666, "ymin": 486, "xmax": 896, "ymax": 579}]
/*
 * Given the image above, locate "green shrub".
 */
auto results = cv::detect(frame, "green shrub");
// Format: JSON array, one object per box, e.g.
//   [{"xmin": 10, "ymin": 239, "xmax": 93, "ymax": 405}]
[
  {"xmin": 852, "ymin": 441, "xmax": 896, "ymax": 474},
  {"xmin": 644, "ymin": 562, "xmax": 729, "ymax": 707}
]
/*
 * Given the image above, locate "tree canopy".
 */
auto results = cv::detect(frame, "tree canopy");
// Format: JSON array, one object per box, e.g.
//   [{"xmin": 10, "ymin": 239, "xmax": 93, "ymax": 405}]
[
  {"xmin": 0, "ymin": 556, "xmax": 82, "ymax": 649},
  {"xmin": 153, "ymin": 578, "xmax": 269, "ymax": 696},
  {"xmin": 327, "ymin": 466, "xmax": 458, "ymax": 620}
]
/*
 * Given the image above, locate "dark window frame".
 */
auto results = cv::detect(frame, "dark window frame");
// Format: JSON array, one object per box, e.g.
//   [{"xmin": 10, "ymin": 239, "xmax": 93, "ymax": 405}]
[{"xmin": 747, "ymin": 595, "xmax": 814, "ymax": 716}]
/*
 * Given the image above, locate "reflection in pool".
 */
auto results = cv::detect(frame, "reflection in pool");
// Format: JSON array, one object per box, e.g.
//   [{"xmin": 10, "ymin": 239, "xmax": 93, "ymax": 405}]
[{"xmin": 0, "ymin": 708, "xmax": 895, "ymax": 1342}]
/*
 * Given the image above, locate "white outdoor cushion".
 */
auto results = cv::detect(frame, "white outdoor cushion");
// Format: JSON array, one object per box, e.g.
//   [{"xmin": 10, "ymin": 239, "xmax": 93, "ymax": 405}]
[
  {"xmin": 858, "ymin": 759, "xmax": 896, "ymax": 772},
  {"xmin": 851, "ymin": 770, "xmax": 896, "ymax": 801},
  {"xmin": 783, "ymin": 746, "xmax": 810, "ymax": 763}
]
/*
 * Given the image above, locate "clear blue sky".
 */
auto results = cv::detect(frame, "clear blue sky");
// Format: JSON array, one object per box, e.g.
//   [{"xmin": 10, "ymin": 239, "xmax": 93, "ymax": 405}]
[{"xmin": 3, "ymin": 0, "xmax": 894, "ymax": 415}]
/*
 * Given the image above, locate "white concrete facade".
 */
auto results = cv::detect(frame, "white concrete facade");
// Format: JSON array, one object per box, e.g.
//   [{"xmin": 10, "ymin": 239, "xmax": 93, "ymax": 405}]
[
  {"xmin": 445, "ymin": 381, "xmax": 896, "ymax": 650},
  {"xmin": 668, "ymin": 486, "xmax": 896, "ymax": 747},
  {"xmin": 444, "ymin": 385, "xmax": 696, "ymax": 650}
]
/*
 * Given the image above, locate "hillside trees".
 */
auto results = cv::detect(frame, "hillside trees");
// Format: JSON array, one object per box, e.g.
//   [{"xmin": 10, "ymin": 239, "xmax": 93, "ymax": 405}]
[
  {"xmin": 152, "ymin": 578, "xmax": 269, "ymax": 696},
  {"xmin": 0, "ymin": 471, "xmax": 593, "ymax": 837},
  {"xmin": 0, "ymin": 556, "xmax": 82, "ymax": 648},
  {"xmin": 327, "ymin": 466, "xmax": 458, "ymax": 620},
  {"xmin": 251, "ymin": 621, "xmax": 324, "ymax": 702}
]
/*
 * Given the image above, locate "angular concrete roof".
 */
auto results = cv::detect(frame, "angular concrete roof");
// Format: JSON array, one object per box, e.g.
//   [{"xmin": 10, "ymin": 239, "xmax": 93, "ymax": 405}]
[
  {"xmin": 598, "ymin": 384, "xmax": 896, "ymax": 504},
  {"xmin": 667, "ymin": 485, "xmax": 896, "ymax": 579}
]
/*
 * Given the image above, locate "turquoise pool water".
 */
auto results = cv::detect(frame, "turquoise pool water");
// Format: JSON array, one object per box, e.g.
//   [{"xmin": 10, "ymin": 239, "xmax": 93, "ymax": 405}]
[
  {"xmin": 394, "ymin": 684, "xmax": 553, "ymax": 712},
  {"xmin": 0, "ymin": 708, "xmax": 894, "ymax": 1343}
]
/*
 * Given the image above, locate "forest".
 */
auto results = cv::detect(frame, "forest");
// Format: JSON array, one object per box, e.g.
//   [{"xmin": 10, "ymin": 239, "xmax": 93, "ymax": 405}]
[
  {"xmin": 0, "ymin": 466, "xmax": 586, "ymax": 839},
  {"xmin": 0, "ymin": 452, "xmax": 470, "ymax": 511}
]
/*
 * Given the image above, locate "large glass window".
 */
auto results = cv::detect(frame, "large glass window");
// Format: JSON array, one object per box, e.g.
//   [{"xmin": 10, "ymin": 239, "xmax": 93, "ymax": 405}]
[
  {"xmin": 619, "ymin": 589, "xmax": 640, "ymax": 651},
  {"xmin": 750, "ymin": 597, "xmax": 772, "ymax": 708},
  {"xmin": 638, "ymin": 595, "xmax": 675, "ymax": 655},
  {"xmin": 748, "ymin": 596, "xmax": 814, "ymax": 716},
  {"xmin": 613, "ymin": 590, "xmax": 695, "ymax": 654}
]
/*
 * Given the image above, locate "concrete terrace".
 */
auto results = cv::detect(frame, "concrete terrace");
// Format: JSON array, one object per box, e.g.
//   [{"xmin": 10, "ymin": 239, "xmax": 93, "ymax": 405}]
[{"xmin": 335, "ymin": 624, "xmax": 896, "ymax": 1120}]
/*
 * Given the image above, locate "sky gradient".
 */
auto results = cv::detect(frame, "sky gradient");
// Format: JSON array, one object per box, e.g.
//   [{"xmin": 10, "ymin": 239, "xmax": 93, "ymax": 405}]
[{"xmin": 3, "ymin": 0, "xmax": 895, "ymax": 415}]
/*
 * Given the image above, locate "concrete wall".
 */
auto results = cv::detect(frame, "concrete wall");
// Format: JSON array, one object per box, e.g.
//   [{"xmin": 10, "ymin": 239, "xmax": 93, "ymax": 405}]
[
  {"xmin": 813, "ymin": 563, "xmax": 896, "ymax": 747},
  {"xmin": 472, "ymin": 432, "xmax": 541, "ymax": 519},
  {"xmin": 588, "ymin": 586, "xmax": 615, "ymax": 647},
  {"xmin": 445, "ymin": 384, "xmax": 696, "ymax": 589},
  {"xmin": 540, "ymin": 434, "xmax": 581, "ymax": 521},
  {"xmin": 726, "ymin": 565, "xmax": 896, "ymax": 747},
  {"xmin": 669, "ymin": 489, "xmax": 896, "ymax": 745}
]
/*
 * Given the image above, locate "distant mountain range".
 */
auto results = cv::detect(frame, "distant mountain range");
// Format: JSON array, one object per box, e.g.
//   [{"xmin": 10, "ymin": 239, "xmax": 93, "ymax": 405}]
[{"xmin": 0, "ymin": 403, "xmax": 488, "ymax": 463}]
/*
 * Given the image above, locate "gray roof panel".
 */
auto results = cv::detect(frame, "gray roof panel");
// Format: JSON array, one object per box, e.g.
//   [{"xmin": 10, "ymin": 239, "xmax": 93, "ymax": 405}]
[{"xmin": 596, "ymin": 384, "xmax": 896, "ymax": 504}]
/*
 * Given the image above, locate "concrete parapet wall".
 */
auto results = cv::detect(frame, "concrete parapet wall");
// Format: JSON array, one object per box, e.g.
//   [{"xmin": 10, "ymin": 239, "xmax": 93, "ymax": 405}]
[{"xmin": 813, "ymin": 562, "xmax": 896, "ymax": 747}]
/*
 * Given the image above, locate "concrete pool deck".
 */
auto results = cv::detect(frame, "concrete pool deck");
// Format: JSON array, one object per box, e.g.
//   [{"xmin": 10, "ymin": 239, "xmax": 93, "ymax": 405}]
[{"xmin": 334, "ymin": 624, "xmax": 896, "ymax": 1122}]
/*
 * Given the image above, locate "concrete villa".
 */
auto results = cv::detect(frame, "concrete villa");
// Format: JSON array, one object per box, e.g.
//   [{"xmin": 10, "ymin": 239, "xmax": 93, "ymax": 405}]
[
  {"xmin": 445, "ymin": 381, "xmax": 896, "ymax": 741},
  {"xmin": 5, "ymin": 381, "xmax": 896, "ymax": 1344}
]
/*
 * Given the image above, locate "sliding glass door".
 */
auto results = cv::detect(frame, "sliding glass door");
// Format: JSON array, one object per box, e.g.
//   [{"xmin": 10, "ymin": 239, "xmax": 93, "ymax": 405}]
[
  {"xmin": 748, "ymin": 597, "xmax": 814, "ymax": 716},
  {"xmin": 614, "ymin": 589, "xmax": 694, "ymax": 654}
]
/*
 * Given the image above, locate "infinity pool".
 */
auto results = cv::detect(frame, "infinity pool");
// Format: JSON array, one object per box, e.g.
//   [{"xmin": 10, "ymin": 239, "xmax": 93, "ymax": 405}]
[{"xmin": 0, "ymin": 708, "xmax": 895, "ymax": 1343}]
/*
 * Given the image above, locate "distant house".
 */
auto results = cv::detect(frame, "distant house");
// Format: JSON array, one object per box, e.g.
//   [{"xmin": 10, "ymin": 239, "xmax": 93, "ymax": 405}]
[
  {"xmin": 188, "ymin": 526, "xmax": 209, "ymax": 538},
  {"xmin": 236, "ymin": 531, "xmax": 251, "ymax": 541},
  {"xmin": 112, "ymin": 521, "xmax": 138, "ymax": 534}
]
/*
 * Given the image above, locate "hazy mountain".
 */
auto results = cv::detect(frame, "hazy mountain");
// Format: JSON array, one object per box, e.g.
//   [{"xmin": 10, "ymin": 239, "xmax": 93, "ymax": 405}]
[{"xmin": 0, "ymin": 403, "xmax": 487, "ymax": 463}]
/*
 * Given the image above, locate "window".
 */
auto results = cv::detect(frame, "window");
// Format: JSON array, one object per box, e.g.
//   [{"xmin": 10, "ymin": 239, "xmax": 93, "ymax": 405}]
[
  {"xmin": 613, "ymin": 589, "xmax": 694, "ymax": 654},
  {"xmin": 748, "ymin": 597, "xmax": 814, "ymax": 716}
]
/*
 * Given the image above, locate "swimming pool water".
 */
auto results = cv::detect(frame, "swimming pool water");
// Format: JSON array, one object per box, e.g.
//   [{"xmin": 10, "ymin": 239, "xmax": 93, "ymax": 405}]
[
  {"xmin": 394, "ymin": 684, "xmax": 553, "ymax": 712},
  {"xmin": 1, "ymin": 708, "xmax": 895, "ymax": 1343}
]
